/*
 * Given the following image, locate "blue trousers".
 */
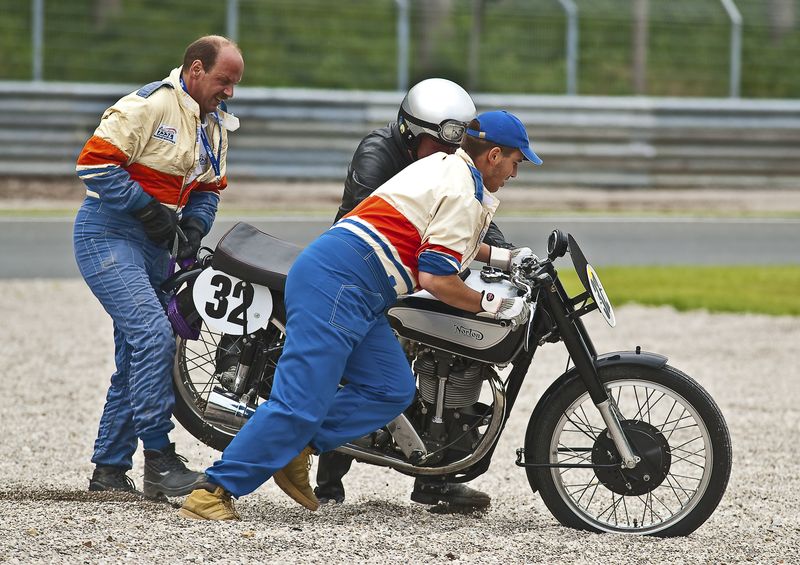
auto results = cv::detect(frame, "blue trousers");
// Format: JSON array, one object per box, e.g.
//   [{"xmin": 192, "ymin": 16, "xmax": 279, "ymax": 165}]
[
  {"xmin": 206, "ymin": 229, "xmax": 416, "ymax": 497},
  {"xmin": 73, "ymin": 197, "xmax": 176, "ymax": 469}
]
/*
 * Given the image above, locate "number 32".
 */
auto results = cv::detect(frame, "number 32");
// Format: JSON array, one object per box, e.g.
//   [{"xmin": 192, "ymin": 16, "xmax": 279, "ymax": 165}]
[{"xmin": 204, "ymin": 274, "xmax": 255, "ymax": 329}]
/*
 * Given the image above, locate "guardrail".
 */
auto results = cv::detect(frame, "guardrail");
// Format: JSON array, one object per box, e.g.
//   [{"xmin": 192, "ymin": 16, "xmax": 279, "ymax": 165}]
[{"xmin": 2, "ymin": 81, "xmax": 800, "ymax": 189}]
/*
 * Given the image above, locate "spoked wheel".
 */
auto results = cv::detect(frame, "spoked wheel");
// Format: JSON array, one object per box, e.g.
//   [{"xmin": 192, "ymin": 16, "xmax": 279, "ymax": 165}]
[
  {"xmin": 526, "ymin": 364, "xmax": 731, "ymax": 537},
  {"xmin": 172, "ymin": 314, "xmax": 286, "ymax": 451}
]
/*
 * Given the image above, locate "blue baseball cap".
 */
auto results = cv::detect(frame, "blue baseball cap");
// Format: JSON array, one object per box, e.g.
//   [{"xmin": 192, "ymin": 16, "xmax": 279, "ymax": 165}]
[{"xmin": 465, "ymin": 110, "xmax": 542, "ymax": 165}]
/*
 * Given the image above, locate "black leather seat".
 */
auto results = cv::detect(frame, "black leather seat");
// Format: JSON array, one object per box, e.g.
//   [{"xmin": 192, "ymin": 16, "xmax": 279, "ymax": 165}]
[{"xmin": 211, "ymin": 222, "xmax": 303, "ymax": 291}]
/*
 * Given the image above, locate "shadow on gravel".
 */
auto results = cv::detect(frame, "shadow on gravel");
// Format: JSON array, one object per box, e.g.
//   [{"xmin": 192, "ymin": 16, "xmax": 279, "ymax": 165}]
[
  {"xmin": 427, "ymin": 503, "xmax": 489, "ymax": 516},
  {"xmin": 0, "ymin": 488, "xmax": 178, "ymax": 507}
]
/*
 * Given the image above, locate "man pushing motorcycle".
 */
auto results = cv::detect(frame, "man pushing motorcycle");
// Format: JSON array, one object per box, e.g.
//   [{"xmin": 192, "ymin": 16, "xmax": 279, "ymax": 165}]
[
  {"xmin": 316, "ymin": 78, "xmax": 522, "ymax": 509},
  {"xmin": 180, "ymin": 109, "xmax": 542, "ymax": 520}
]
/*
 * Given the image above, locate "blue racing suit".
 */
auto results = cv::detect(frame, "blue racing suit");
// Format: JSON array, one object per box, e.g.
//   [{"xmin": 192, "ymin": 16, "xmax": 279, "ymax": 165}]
[
  {"xmin": 204, "ymin": 149, "xmax": 495, "ymax": 497},
  {"xmin": 205, "ymin": 229, "xmax": 417, "ymax": 496},
  {"xmin": 74, "ymin": 70, "xmax": 231, "ymax": 469},
  {"xmin": 74, "ymin": 193, "xmax": 219, "ymax": 468}
]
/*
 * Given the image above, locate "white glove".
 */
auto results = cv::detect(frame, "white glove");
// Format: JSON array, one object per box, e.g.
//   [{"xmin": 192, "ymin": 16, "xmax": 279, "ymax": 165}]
[
  {"xmin": 488, "ymin": 246, "xmax": 538, "ymax": 271},
  {"xmin": 478, "ymin": 290, "xmax": 530, "ymax": 328},
  {"xmin": 510, "ymin": 247, "xmax": 537, "ymax": 267}
]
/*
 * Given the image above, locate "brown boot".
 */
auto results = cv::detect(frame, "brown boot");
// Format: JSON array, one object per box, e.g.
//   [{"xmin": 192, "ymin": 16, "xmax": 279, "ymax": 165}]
[
  {"xmin": 179, "ymin": 487, "xmax": 240, "ymax": 521},
  {"xmin": 273, "ymin": 446, "xmax": 319, "ymax": 511}
]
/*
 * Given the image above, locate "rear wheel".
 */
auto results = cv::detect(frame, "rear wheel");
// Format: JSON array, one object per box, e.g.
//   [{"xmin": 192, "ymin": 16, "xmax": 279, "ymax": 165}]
[
  {"xmin": 526, "ymin": 364, "xmax": 731, "ymax": 536},
  {"xmin": 172, "ymin": 312, "xmax": 286, "ymax": 451}
]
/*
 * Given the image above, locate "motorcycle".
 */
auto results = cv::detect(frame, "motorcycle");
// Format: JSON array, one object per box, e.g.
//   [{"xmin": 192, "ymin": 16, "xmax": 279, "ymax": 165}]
[{"xmin": 163, "ymin": 221, "xmax": 731, "ymax": 536}]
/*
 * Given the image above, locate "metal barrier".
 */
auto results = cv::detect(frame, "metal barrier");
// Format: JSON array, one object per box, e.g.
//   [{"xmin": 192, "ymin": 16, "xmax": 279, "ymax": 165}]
[{"xmin": 2, "ymin": 81, "xmax": 800, "ymax": 189}]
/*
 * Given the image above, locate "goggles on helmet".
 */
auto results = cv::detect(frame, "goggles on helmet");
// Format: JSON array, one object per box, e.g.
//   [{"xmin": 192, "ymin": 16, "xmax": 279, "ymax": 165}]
[
  {"xmin": 399, "ymin": 109, "xmax": 468, "ymax": 147},
  {"xmin": 438, "ymin": 120, "xmax": 467, "ymax": 145}
]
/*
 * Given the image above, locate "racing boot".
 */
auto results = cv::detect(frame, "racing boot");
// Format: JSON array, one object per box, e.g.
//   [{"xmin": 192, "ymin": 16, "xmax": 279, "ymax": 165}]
[
  {"xmin": 180, "ymin": 486, "xmax": 240, "ymax": 521},
  {"xmin": 273, "ymin": 446, "xmax": 320, "ymax": 511},
  {"xmin": 410, "ymin": 478, "xmax": 491, "ymax": 509},
  {"xmin": 142, "ymin": 443, "xmax": 210, "ymax": 499},
  {"xmin": 89, "ymin": 465, "xmax": 140, "ymax": 494},
  {"xmin": 314, "ymin": 451, "xmax": 353, "ymax": 504}
]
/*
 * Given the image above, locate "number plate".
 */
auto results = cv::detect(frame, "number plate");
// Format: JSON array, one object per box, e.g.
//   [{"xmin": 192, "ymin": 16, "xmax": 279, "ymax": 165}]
[
  {"xmin": 192, "ymin": 268, "xmax": 273, "ymax": 335},
  {"xmin": 586, "ymin": 264, "xmax": 616, "ymax": 327}
]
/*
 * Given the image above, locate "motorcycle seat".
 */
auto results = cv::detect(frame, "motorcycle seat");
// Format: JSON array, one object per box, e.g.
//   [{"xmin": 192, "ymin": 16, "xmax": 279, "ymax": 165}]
[{"xmin": 212, "ymin": 222, "xmax": 303, "ymax": 292}]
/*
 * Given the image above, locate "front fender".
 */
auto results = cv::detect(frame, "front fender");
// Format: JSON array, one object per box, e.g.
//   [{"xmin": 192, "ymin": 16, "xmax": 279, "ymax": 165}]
[{"xmin": 524, "ymin": 349, "xmax": 668, "ymax": 492}]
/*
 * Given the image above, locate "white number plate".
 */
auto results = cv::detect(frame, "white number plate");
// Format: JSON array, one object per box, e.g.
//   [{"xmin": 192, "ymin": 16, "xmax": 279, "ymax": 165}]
[{"xmin": 192, "ymin": 268, "xmax": 273, "ymax": 335}]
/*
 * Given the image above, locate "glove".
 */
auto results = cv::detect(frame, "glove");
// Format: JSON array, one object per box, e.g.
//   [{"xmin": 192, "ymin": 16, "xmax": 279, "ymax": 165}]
[
  {"xmin": 510, "ymin": 247, "xmax": 537, "ymax": 267},
  {"xmin": 177, "ymin": 216, "xmax": 205, "ymax": 260},
  {"xmin": 488, "ymin": 246, "xmax": 538, "ymax": 271},
  {"xmin": 133, "ymin": 199, "xmax": 178, "ymax": 248},
  {"xmin": 478, "ymin": 290, "xmax": 530, "ymax": 328}
]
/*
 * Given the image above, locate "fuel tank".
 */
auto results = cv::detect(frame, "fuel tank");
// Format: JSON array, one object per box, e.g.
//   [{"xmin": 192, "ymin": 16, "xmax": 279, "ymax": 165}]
[{"xmin": 387, "ymin": 270, "xmax": 530, "ymax": 364}]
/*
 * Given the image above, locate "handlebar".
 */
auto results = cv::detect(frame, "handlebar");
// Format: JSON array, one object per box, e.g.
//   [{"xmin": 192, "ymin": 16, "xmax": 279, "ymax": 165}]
[{"xmin": 481, "ymin": 255, "xmax": 554, "ymax": 303}]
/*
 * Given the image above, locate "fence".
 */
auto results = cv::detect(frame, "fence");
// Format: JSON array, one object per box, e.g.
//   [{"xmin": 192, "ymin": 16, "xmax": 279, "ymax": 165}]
[
  {"xmin": 3, "ymin": 81, "xmax": 800, "ymax": 189},
  {"xmin": 2, "ymin": 0, "xmax": 800, "ymax": 98}
]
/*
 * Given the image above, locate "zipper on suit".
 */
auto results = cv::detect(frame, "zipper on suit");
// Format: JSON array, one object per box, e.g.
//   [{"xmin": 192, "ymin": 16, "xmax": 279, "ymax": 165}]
[{"xmin": 175, "ymin": 113, "xmax": 201, "ymax": 212}]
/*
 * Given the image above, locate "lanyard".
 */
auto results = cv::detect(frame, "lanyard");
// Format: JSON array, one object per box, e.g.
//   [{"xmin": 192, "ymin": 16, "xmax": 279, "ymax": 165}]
[{"xmin": 180, "ymin": 77, "xmax": 222, "ymax": 183}]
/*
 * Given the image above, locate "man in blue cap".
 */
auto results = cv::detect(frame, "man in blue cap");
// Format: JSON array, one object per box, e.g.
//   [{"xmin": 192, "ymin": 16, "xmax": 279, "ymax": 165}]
[
  {"xmin": 316, "ymin": 84, "xmax": 530, "ymax": 510},
  {"xmin": 179, "ymin": 109, "xmax": 542, "ymax": 520}
]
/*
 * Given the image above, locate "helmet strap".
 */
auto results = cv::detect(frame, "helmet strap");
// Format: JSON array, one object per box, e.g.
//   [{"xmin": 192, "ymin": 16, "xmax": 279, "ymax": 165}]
[{"xmin": 398, "ymin": 116, "xmax": 421, "ymax": 156}]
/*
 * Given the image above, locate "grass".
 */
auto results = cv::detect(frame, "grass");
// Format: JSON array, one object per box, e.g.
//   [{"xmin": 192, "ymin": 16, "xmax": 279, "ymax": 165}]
[{"xmin": 557, "ymin": 265, "xmax": 800, "ymax": 317}]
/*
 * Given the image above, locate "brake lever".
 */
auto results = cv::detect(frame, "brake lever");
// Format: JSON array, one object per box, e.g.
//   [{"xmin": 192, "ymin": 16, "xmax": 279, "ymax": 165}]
[{"xmin": 479, "ymin": 265, "xmax": 509, "ymax": 283}]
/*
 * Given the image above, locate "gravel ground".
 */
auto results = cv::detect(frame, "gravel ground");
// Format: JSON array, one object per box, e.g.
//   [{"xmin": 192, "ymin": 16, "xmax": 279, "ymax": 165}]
[{"xmin": 1, "ymin": 280, "xmax": 799, "ymax": 564}]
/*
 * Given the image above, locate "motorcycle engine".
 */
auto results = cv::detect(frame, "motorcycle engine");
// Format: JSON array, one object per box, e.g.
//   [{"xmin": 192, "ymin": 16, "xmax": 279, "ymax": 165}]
[
  {"xmin": 409, "ymin": 347, "xmax": 494, "ymax": 465},
  {"xmin": 415, "ymin": 350, "xmax": 484, "ymax": 408}
]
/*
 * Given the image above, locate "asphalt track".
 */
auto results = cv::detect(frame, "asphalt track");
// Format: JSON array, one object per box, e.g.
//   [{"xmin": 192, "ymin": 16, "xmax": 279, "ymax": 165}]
[{"xmin": 0, "ymin": 215, "xmax": 798, "ymax": 278}]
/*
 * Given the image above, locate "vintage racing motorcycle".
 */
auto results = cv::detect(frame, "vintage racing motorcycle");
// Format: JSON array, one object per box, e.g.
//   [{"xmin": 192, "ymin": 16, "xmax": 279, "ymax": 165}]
[{"xmin": 163, "ymin": 222, "xmax": 731, "ymax": 536}]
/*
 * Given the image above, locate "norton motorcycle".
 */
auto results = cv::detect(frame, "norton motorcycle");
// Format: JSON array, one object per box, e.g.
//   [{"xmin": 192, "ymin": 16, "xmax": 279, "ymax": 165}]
[{"xmin": 163, "ymin": 221, "xmax": 731, "ymax": 536}]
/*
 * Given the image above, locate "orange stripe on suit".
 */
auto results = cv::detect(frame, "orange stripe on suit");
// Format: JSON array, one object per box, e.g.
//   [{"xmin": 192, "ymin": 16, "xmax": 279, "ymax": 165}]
[
  {"xmin": 77, "ymin": 135, "xmax": 128, "ymax": 167},
  {"xmin": 343, "ymin": 195, "xmax": 421, "ymax": 269}
]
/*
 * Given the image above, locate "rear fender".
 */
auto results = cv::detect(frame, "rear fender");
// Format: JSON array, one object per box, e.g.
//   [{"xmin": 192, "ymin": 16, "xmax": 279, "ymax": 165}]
[{"xmin": 524, "ymin": 349, "xmax": 668, "ymax": 492}]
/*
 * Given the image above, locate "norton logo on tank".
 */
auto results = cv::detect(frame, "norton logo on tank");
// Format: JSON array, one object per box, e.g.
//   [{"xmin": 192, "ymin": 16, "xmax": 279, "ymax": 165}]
[{"xmin": 453, "ymin": 324, "xmax": 484, "ymax": 340}]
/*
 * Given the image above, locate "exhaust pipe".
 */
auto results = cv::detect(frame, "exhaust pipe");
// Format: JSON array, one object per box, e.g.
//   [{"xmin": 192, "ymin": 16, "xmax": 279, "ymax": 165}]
[{"xmin": 204, "ymin": 387, "xmax": 256, "ymax": 430}]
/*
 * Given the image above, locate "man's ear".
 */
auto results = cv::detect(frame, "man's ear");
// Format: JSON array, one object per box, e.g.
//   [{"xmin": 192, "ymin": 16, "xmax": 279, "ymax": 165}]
[
  {"xmin": 488, "ymin": 146, "xmax": 502, "ymax": 164},
  {"xmin": 190, "ymin": 59, "xmax": 204, "ymax": 77}
]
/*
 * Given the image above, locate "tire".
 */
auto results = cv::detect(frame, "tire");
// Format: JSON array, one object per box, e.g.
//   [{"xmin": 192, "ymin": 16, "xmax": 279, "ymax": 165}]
[
  {"xmin": 525, "ymin": 364, "xmax": 731, "ymax": 536},
  {"xmin": 172, "ymin": 307, "xmax": 286, "ymax": 452}
]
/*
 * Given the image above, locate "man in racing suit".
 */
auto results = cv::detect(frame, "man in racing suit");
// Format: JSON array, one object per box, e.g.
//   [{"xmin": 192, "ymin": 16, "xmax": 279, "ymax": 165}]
[
  {"xmin": 317, "ymin": 79, "xmax": 517, "ymax": 509},
  {"xmin": 73, "ymin": 35, "xmax": 243, "ymax": 498},
  {"xmin": 179, "ymin": 109, "xmax": 542, "ymax": 520}
]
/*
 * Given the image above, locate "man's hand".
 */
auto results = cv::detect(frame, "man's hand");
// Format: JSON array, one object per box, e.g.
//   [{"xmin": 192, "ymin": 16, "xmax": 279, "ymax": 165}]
[
  {"xmin": 509, "ymin": 246, "xmax": 537, "ymax": 267},
  {"xmin": 478, "ymin": 290, "xmax": 530, "ymax": 328},
  {"xmin": 133, "ymin": 200, "xmax": 178, "ymax": 248},
  {"xmin": 177, "ymin": 216, "xmax": 205, "ymax": 260},
  {"xmin": 488, "ymin": 246, "xmax": 538, "ymax": 271}
]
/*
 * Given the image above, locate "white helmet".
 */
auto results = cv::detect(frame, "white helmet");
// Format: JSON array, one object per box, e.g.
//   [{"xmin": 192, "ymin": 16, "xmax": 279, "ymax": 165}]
[{"xmin": 398, "ymin": 78, "xmax": 476, "ymax": 150}]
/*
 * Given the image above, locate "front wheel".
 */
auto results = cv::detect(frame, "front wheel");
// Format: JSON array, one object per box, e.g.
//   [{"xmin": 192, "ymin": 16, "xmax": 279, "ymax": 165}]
[{"xmin": 525, "ymin": 364, "xmax": 731, "ymax": 536}]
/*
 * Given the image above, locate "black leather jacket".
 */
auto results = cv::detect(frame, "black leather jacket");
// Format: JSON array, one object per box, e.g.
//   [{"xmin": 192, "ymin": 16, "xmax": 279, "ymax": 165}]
[{"xmin": 334, "ymin": 122, "xmax": 514, "ymax": 249}]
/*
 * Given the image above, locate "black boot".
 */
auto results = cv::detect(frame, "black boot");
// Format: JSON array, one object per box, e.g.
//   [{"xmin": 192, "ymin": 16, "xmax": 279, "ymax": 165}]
[
  {"xmin": 313, "ymin": 451, "xmax": 353, "ymax": 504},
  {"xmin": 89, "ymin": 465, "xmax": 140, "ymax": 494},
  {"xmin": 410, "ymin": 478, "xmax": 491, "ymax": 509},
  {"xmin": 143, "ymin": 443, "xmax": 210, "ymax": 499}
]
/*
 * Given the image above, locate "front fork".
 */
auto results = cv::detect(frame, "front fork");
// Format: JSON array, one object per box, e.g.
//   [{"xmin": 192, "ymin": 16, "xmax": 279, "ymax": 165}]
[{"xmin": 541, "ymin": 276, "xmax": 640, "ymax": 469}]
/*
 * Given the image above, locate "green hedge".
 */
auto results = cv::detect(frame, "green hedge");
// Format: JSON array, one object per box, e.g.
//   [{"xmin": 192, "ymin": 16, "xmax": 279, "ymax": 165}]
[{"xmin": 1, "ymin": 0, "xmax": 798, "ymax": 97}]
